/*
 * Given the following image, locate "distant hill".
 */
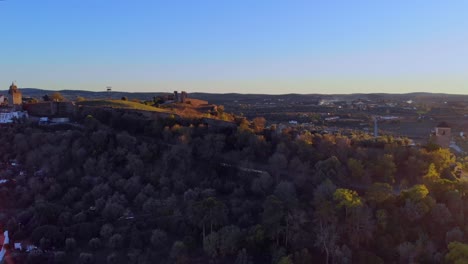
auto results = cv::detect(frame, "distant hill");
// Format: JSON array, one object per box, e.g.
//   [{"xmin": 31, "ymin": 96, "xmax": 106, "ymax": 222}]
[
  {"xmin": 1, "ymin": 88, "xmax": 468, "ymax": 105},
  {"xmin": 0, "ymin": 88, "xmax": 166, "ymax": 101}
]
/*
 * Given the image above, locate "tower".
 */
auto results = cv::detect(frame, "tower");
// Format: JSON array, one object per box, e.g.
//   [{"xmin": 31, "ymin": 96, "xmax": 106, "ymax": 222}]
[
  {"xmin": 180, "ymin": 91, "xmax": 187, "ymax": 103},
  {"xmin": 433, "ymin": 122, "xmax": 451, "ymax": 148},
  {"xmin": 8, "ymin": 82, "xmax": 22, "ymax": 108}
]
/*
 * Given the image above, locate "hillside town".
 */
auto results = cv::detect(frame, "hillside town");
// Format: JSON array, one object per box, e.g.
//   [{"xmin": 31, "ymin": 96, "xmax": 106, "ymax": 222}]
[
  {"xmin": 0, "ymin": 82, "xmax": 467, "ymax": 263},
  {"xmin": 2, "ymin": 82, "xmax": 467, "ymax": 154}
]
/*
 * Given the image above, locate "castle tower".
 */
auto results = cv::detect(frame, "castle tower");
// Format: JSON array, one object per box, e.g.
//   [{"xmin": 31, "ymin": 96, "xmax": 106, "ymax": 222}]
[
  {"xmin": 8, "ymin": 82, "xmax": 22, "ymax": 108},
  {"xmin": 180, "ymin": 91, "xmax": 188, "ymax": 103},
  {"xmin": 433, "ymin": 122, "xmax": 451, "ymax": 148}
]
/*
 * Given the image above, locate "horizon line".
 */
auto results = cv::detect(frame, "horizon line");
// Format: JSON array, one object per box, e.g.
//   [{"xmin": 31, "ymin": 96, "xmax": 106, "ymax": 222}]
[{"xmin": 2, "ymin": 87, "xmax": 468, "ymax": 96}]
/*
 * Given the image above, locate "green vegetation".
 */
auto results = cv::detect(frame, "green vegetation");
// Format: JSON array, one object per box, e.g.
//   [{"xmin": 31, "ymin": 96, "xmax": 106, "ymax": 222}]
[
  {"xmin": 77, "ymin": 99, "xmax": 172, "ymax": 112},
  {"xmin": 51, "ymin": 92, "xmax": 65, "ymax": 102},
  {"xmin": 0, "ymin": 109, "xmax": 466, "ymax": 263}
]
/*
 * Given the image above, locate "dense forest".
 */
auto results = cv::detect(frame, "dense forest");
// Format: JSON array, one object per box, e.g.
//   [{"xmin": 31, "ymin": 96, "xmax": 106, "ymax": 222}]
[{"xmin": 0, "ymin": 109, "xmax": 468, "ymax": 264}]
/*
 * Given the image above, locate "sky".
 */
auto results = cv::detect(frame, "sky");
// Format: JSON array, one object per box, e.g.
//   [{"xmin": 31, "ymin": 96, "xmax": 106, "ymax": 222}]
[{"xmin": 1, "ymin": 0, "xmax": 468, "ymax": 94}]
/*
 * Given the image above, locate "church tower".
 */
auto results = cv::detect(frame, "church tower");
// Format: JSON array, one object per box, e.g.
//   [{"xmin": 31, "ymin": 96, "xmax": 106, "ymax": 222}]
[
  {"xmin": 432, "ymin": 122, "xmax": 451, "ymax": 148},
  {"xmin": 8, "ymin": 82, "xmax": 22, "ymax": 108}
]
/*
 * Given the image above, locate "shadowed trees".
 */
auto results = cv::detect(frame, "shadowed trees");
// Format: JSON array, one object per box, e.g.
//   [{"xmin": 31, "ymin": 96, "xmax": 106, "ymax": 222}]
[{"xmin": 0, "ymin": 108, "xmax": 464, "ymax": 263}]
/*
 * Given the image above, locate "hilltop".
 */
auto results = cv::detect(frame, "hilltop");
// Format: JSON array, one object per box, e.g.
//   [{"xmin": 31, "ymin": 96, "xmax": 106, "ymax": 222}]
[
  {"xmin": 76, "ymin": 100, "xmax": 172, "ymax": 113},
  {"xmin": 74, "ymin": 98, "xmax": 233, "ymax": 122},
  {"xmin": 3, "ymin": 88, "xmax": 468, "ymax": 105}
]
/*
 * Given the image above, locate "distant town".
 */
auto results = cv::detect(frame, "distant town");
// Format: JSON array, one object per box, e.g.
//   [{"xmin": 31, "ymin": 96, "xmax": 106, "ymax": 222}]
[
  {"xmin": 2, "ymin": 82, "xmax": 468, "ymax": 154},
  {"xmin": 0, "ymin": 82, "xmax": 468, "ymax": 263}
]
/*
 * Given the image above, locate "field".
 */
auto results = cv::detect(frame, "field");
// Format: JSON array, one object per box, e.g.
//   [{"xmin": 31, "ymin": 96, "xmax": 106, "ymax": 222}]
[
  {"xmin": 76, "ymin": 99, "xmax": 235, "ymax": 122},
  {"xmin": 76, "ymin": 100, "xmax": 172, "ymax": 113}
]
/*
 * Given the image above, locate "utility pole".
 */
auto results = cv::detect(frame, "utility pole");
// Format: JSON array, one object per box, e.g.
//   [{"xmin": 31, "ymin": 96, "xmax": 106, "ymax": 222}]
[{"xmin": 374, "ymin": 116, "xmax": 379, "ymax": 138}]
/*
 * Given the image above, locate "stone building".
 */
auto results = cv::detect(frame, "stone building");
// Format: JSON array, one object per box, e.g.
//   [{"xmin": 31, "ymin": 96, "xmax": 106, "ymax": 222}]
[
  {"xmin": 180, "ymin": 91, "xmax": 188, "ymax": 103},
  {"xmin": 23, "ymin": 101, "xmax": 76, "ymax": 117},
  {"xmin": 8, "ymin": 82, "xmax": 22, "ymax": 108},
  {"xmin": 173, "ymin": 91, "xmax": 189, "ymax": 103},
  {"xmin": 431, "ymin": 122, "xmax": 451, "ymax": 148}
]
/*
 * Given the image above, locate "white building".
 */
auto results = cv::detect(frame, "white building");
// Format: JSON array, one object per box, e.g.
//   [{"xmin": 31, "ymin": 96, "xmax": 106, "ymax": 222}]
[{"xmin": 0, "ymin": 111, "xmax": 28, "ymax": 124}]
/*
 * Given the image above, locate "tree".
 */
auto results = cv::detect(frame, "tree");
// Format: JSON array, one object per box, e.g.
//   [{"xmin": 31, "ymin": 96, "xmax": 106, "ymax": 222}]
[
  {"xmin": 121, "ymin": 96, "xmax": 128, "ymax": 101},
  {"xmin": 150, "ymin": 229, "xmax": 168, "ymax": 249},
  {"xmin": 333, "ymin": 245, "xmax": 352, "ymax": 264},
  {"xmin": 424, "ymin": 163, "xmax": 440, "ymax": 182},
  {"xmin": 51, "ymin": 92, "xmax": 65, "ymax": 102},
  {"xmin": 277, "ymin": 256, "xmax": 294, "ymax": 264},
  {"xmin": 108, "ymin": 234, "xmax": 123, "ymax": 249},
  {"xmin": 217, "ymin": 105, "xmax": 225, "ymax": 115},
  {"xmin": 274, "ymin": 181, "xmax": 298, "ymax": 247},
  {"xmin": 262, "ymin": 195, "xmax": 285, "ymax": 246},
  {"xmin": 170, "ymin": 241, "xmax": 187, "ymax": 261},
  {"xmin": 251, "ymin": 172, "xmax": 273, "ymax": 196},
  {"xmin": 190, "ymin": 197, "xmax": 227, "ymax": 240},
  {"xmin": 365, "ymin": 183, "xmax": 393, "ymax": 205},
  {"xmin": 292, "ymin": 249, "xmax": 312, "ymax": 264},
  {"xmin": 88, "ymin": 238, "xmax": 102, "ymax": 251},
  {"xmin": 431, "ymin": 203, "xmax": 452, "ymax": 226},
  {"xmin": 313, "ymin": 180, "xmax": 338, "ymax": 264},
  {"xmin": 100, "ymin": 224, "xmax": 114, "ymax": 240},
  {"xmin": 102, "ymin": 202, "xmax": 124, "ymax": 221},
  {"xmin": 218, "ymin": 225, "xmax": 241, "ymax": 256},
  {"xmin": 427, "ymin": 148, "xmax": 455, "ymax": 174},
  {"xmin": 446, "ymin": 227, "xmax": 464, "ymax": 245},
  {"xmin": 314, "ymin": 222, "xmax": 338, "ymax": 264},
  {"xmin": 370, "ymin": 154, "xmax": 396, "ymax": 184},
  {"xmin": 268, "ymin": 152, "xmax": 288, "ymax": 182},
  {"xmin": 203, "ymin": 232, "xmax": 219, "ymax": 258},
  {"xmin": 274, "ymin": 181, "xmax": 298, "ymax": 208},
  {"xmin": 106, "ymin": 253, "xmax": 117, "ymax": 264},
  {"xmin": 402, "ymin": 184, "xmax": 429, "ymax": 202},
  {"xmin": 54, "ymin": 251, "xmax": 66, "ymax": 263},
  {"xmin": 79, "ymin": 253, "xmax": 94, "ymax": 264},
  {"xmin": 235, "ymin": 248, "xmax": 253, "ymax": 264},
  {"xmin": 446, "ymin": 242, "xmax": 468, "ymax": 264},
  {"xmin": 39, "ymin": 237, "xmax": 51, "ymax": 250},
  {"xmin": 65, "ymin": 237, "xmax": 76, "ymax": 252},
  {"xmin": 252, "ymin": 117, "xmax": 266, "ymax": 133},
  {"xmin": 397, "ymin": 242, "xmax": 416, "ymax": 263},
  {"xmin": 345, "ymin": 205, "xmax": 375, "ymax": 248},
  {"xmin": 314, "ymin": 156, "xmax": 344, "ymax": 185},
  {"xmin": 348, "ymin": 158, "xmax": 365, "ymax": 182},
  {"xmin": 334, "ymin": 188, "xmax": 362, "ymax": 216}
]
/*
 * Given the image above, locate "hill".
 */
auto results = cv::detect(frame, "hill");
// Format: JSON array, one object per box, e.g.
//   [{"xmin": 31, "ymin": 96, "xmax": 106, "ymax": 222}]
[
  {"xmin": 76, "ymin": 100, "xmax": 171, "ymax": 113},
  {"xmin": 75, "ymin": 99, "xmax": 234, "ymax": 122},
  {"xmin": 3, "ymin": 88, "xmax": 468, "ymax": 105}
]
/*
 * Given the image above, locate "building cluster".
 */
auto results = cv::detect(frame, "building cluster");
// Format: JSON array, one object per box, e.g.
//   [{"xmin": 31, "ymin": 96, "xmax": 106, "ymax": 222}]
[
  {"xmin": 0, "ymin": 82, "xmax": 23, "ymax": 109},
  {"xmin": 1, "ymin": 82, "xmax": 464, "ymax": 152},
  {"xmin": 173, "ymin": 91, "xmax": 188, "ymax": 103},
  {"xmin": 0, "ymin": 82, "xmax": 28, "ymax": 124},
  {"xmin": 317, "ymin": 98, "xmax": 416, "ymax": 111},
  {"xmin": 1, "ymin": 82, "xmax": 75, "ymax": 125}
]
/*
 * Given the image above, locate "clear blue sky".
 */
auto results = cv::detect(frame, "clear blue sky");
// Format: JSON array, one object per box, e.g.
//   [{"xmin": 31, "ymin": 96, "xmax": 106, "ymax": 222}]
[{"xmin": 1, "ymin": 0, "xmax": 468, "ymax": 94}]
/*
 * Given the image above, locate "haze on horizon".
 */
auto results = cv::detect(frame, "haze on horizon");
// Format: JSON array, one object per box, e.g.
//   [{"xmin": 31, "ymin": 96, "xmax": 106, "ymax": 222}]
[{"xmin": 1, "ymin": 0, "xmax": 468, "ymax": 95}]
